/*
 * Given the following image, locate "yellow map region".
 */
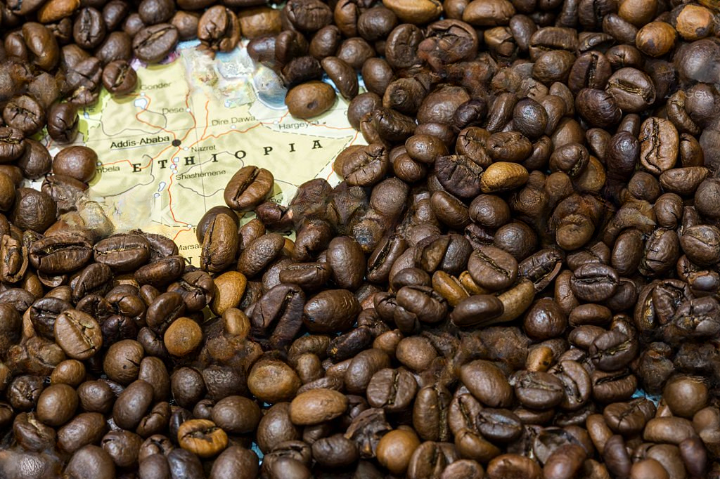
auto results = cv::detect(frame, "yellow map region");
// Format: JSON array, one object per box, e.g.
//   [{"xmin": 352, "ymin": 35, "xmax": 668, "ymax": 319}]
[{"xmin": 45, "ymin": 43, "xmax": 365, "ymax": 266}]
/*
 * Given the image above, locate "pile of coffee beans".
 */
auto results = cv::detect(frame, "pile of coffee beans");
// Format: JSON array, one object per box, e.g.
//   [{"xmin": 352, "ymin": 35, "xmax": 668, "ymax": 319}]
[{"xmin": 3, "ymin": 0, "xmax": 720, "ymax": 477}]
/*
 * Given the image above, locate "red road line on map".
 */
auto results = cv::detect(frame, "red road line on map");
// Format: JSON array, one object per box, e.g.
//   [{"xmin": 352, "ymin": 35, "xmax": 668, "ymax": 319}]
[
  {"xmin": 166, "ymin": 166, "xmax": 190, "ymax": 225},
  {"xmin": 101, "ymin": 159, "xmax": 137, "ymax": 167},
  {"xmin": 173, "ymin": 228, "xmax": 191, "ymax": 241},
  {"xmin": 185, "ymin": 94, "xmax": 196, "ymax": 126},
  {"xmin": 199, "ymin": 101, "xmax": 211, "ymax": 139},
  {"xmin": 134, "ymin": 96, "xmax": 178, "ymax": 140},
  {"xmin": 200, "ymin": 122, "xmax": 262, "ymax": 141}
]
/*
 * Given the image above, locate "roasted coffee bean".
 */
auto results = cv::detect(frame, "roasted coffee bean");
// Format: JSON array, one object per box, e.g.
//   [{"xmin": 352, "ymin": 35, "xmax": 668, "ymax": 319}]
[
  {"xmin": 451, "ymin": 294, "xmax": 504, "ymax": 328},
  {"xmin": 135, "ymin": 255, "xmax": 184, "ymax": 288},
  {"xmin": 510, "ymin": 370, "xmax": 565, "ymax": 409},
  {"xmin": 72, "ymin": 263, "xmax": 113, "ymax": 302},
  {"xmin": 209, "ymin": 446, "xmax": 260, "ymax": 479},
  {"xmin": 16, "ymin": 139, "xmax": 52, "ymax": 180},
  {"xmin": 327, "ymin": 325, "xmax": 372, "ymax": 362},
  {"xmin": 286, "ymin": 81, "xmax": 337, "ymax": 119},
  {"xmin": 13, "ymin": 411, "xmax": 57, "ymax": 451},
  {"xmin": 284, "ymin": 0, "xmax": 331, "ymax": 33},
  {"xmin": 327, "ymin": 236, "xmax": 365, "ymax": 289},
  {"xmin": 164, "ymin": 317, "xmax": 202, "ymax": 356},
  {"xmin": 0, "ymin": 288, "xmax": 34, "ymax": 314},
  {"xmin": 577, "ymin": 88, "xmax": 622, "ymax": 128},
  {"xmin": 321, "ymin": 56, "xmax": 358, "ymax": 101},
  {"xmin": 94, "ymin": 234, "xmax": 150, "ymax": 272},
  {"xmin": 251, "ymin": 283, "xmax": 305, "ymax": 351},
  {"xmin": 3, "ymin": 96, "xmax": 45, "ymax": 136},
  {"xmin": 602, "ymin": 398, "xmax": 655, "ymax": 436},
  {"xmin": 177, "ymin": 419, "xmax": 228, "ymax": 458},
  {"xmin": 198, "ymin": 6, "xmax": 239, "ymax": 52},
  {"xmin": 570, "ymin": 264, "xmax": 619, "ymax": 302},
  {"xmin": 303, "ymin": 289, "xmax": 360, "ymax": 333},
  {"xmin": 468, "ymin": 244, "xmax": 518, "ymax": 292},
  {"xmin": 224, "ymin": 166, "xmax": 274, "ymax": 212},
  {"xmin": 312, "ymin": 434, "xmax": 359, "ymax": 468},
  {"xmin": 460, "ymin": 360, "xmax": 513, "ymax": 408},
  {"xmin": 487, "ymin": 132, "xmax": 532, "ymax": 162},
  {"xmin": 102, "ymin": 60, "xmax": 137, "ymax": 95},
  {"xmin": 338, "ymin": 143, "xmax": 388, "ymax": 187},
  {"xmin": 200, "ymin": 213, "xmax": 238, "ymax": 273},
  {"xmin": 606, "ymin": 68, "xmax": 656, "ymax": 113},
  {"xmin": 46, "ymin": 103, "xmax": 79, "ymax": 144},
  {"xmin": 0, "ymin": 234, "xmax": 27, "ymax": 283},
  {"xmin": 639, "ymin": 117, "xmax": 679, "ymax": 175},
  {"xmin": 54, "ymin": 309, "xmax": 102, "ymax": 360},
  {"xmin": 434, "ymin": 154, "xmax": 483, "ymax": 198},
  {"xmin": 366, "ymin": 368, "xmax": 417, "ymax": 412},
  {"xmin": 167, "ymin": 269, "xmax": 214, "ymax": 312},
  {"xmin": 73, "ymin": 7, "xmax": 106, "ymax": 49},
  {"xmin": 133, "ymin": 23, "xmax": 178, "ymax": 63},
  {"xmin": 11, "ymin": 188, "xmax": 56, "ymax": 233},
  {"xmin": 0, "ymin": 127, "xmax": 26, "ymax": 163},
  {"xmin": 36, "ymin": 384, "xmax": 78, "ymax": 427},
  {"xmin": 64, "ymin": 445, "xmax": 116, "ymax": 478},
  {"xmin": 52, "ymin": 146, "xmax": 97, "ymax": 184},
  {"xmin": 96, "ymin": 31, "xmax": 133, "ymax": 65},
  {"xmin": 38, "ymin": 175, "xmax": 85, "ymax": 215}
]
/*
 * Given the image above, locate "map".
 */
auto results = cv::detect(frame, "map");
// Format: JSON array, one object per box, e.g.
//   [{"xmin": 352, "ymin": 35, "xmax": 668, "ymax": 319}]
[{"xmin": 40, "ymin": 40, "xmax": 365, "ymax": 266}]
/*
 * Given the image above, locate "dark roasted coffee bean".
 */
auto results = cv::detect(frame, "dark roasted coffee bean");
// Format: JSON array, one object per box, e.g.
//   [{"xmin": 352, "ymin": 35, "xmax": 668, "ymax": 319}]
[
  {"xmin": 52, "ymin": 146, "xmax": 97, "ymax": 183},
  {"xmin": 73, "ymin": 7, "xmax": 106, "ymax": 49},
  {"xmin": 590, "ymin": 330, "xmax": 638, "ymax": 371},
  {"xmin": 338, "ymin": 143, "xmax": 388, "ymax": 187},
  {"xmin": 251, "ymin": 284, "xmax": 305, "ymax": 351},
  {"xmin": 224, "ymin": 166, "xmax": 274, "ymax": 212},
  {"xmin": 434, "ymin": 154, "xmax": 483, "ymax": 198},
  {"xmin": 366, "ymin": 368, "xmax": 417, "ymax": 412},
  {"xmin": 303, "ymin": 289, "xmax": 360, "ymax": 333},
  {"xmin": 198, "ymin": 6, "xmax": 240, "ymax": 52},
  {"xmin": 46, "ymin": 103, "xmax": 79, "ymax": 143},
  {"xmin": 94, "ymin": 234, "xmax": 150, "ymax": 273},
  {"xmin": 0, "ymin": 127, "xmax": 26, "ymax": 163},
  {"xmin": 284, "ymin": 0, "xmax": 331, "ymax": 33},
  {"xmin": 54, "ymin": 309, "xmax": 102, "ymax": 360},
  {"xmin": 102, "ymin": 60, "xmax": 137, "ymax": 95},
  {"xmin": 468, "ymin": 244, "xmax": 518, "ymax": 291},
  {"xmin": 3, "ymin": 96, "xmax": 45, "ymax": 136},
  {"xmin": 450, "ymin": 295, "xmax": 505, "ymax": 328},
  {"xmin": 135, "ymin": 256, "xmax": 184, "ymax": 288},
  {"xmin": 570, "ymin": 264, "xmax": 619, "ymax": 302},
  {"xmin": 0, "ymin": 234, "xmax": 27, "ymax": 283},
  {"xmin": 132, "ymin": 23, "xmax": 178, "ymax": 63},
  {"xmin": 510, "ymin": 370, "xmax": 564, "ymax": 409},
  {"xmin": 200, "ymin": 213, "xmax": 238, "ymax": 273},
  {"xmin": 16, "ymin": 139, "xmax": 52, "ymax": 180},
  {"xmin": 606, "ymin": 68, "xmax": 656, "ymax": 113},
  {"xmin": 10, "ymin": 188, "xmax": 56, "ymax": 233},
  {"xmin": 639, "ymin": 117, "xmax": 679, "ymax": 175},
  {"xmin": 577, "ymin": 88, "xmax": 622, "ymax": 128}
]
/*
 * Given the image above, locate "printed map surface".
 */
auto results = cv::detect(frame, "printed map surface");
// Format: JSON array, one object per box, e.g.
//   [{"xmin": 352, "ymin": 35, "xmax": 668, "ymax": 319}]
[{"xmin": 41, "ymin": 40, "xmax": 364, "ymax": 266}]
